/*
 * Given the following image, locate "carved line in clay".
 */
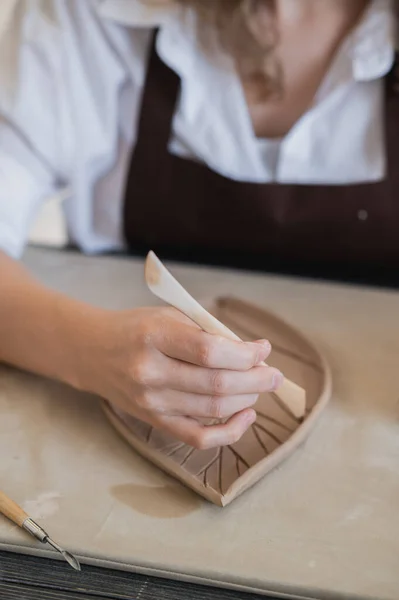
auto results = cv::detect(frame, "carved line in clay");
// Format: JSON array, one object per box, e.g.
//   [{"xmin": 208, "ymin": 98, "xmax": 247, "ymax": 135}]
[
  {"xmin": 256, "ymin": 410, "xmax": 295, "ymax": 434},
  {"xmin": 270, "ymin": 392, "xmax": 302, "ymax": 424},
  {"xmin": 220, "ymin": 316, "xmax": 322, "ymax": 372},
  {"xmin": 139, "ymin": 399, "xmax": 296, "ymax": 495},
  {"xmin": 180, "ymin": 446, "xmax": 196, "ymax": 467},
  {"xmin": 196, "ymin": 448, "xmax": 221, "ymax": 478},
  {"xmin": 252, "ymin": 424, "xmax": 270, "ymax": 455},
  {"xmin": 227, "ymin": 445, "xmax": 250, "ymax": 470},
  {"xmin": 218, "ymin": 447, "xmax": 223, "ymax": 495},
  {"xmin": 267, "ymin": 341, "xmax": 321, "ymax": 372},
  {"xmin": 165, "ymin": 442, "xmax": 186, "ymax": 457},
  {"xmin": 146, "ymin": 427, "xmax": 153, "ymax": 443},
  {"xmin": 254, "ymin": 422, "xmax": 284, "ymax": 447}
]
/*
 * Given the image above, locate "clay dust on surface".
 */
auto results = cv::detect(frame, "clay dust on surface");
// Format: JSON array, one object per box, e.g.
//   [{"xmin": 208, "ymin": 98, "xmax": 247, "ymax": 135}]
[{"xmin": 110, "ymin": 483, "xmax": 202, "ymax": 519}]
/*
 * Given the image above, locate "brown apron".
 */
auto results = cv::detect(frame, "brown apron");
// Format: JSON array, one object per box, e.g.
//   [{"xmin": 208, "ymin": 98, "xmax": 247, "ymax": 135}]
[{"xmin": 123, "ymin": 31, "xmax": 399, "ymax": 283}]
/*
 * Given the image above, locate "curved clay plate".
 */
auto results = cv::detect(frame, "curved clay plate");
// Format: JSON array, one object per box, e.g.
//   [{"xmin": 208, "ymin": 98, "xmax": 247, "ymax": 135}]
[{"xmin": 103, "ymin": 297, "xmax": 332, "ymax": 507}]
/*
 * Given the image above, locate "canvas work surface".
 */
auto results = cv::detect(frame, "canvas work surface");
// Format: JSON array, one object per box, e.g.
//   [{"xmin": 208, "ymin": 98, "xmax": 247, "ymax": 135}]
[{"xmin": 0, "ymin": 248, "xmax": 398, "ymax": 600}]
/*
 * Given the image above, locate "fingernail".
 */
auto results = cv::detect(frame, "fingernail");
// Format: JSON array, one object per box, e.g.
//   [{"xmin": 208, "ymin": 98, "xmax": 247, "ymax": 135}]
[
  {"xmin": 254, "ymin": 339, "xmax": 271, "ymax": 350},
  {"xmin": 253, "ymin": 340, "xmax": 271, "ymax": 362},
  {"xmin": 245, "ymin": 410, "xmax": 257, "ymax": 425},
  {"xmin": 272, "ymin": 370, "xmax": 284, "ymax": 390}
]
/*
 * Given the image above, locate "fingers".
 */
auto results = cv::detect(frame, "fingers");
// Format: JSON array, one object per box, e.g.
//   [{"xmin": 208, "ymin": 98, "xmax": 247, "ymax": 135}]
[
  {"xmin": 165, "ymin": 358, "xmax": 284, "ymax": 396},
  {"xmin": 155, "ymin": 319, "xmax": 271, "ymax": 370},
  {"xmin": 139, "ymin": 390, "xmax": 259, "ymax": 419},
  {"xmin": 156, "ymin": 408, "xmax": 257, "ymax": 450},
  {"xmin": 129, "ymin": 350, "xmax": 283, "ymax": 400}
]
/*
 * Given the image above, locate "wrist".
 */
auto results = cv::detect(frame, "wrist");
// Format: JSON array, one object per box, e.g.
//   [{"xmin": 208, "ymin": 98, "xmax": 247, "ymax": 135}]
[
  {"xmin": 0, "ymin": 253, "xmax": 114, "ymax": 395},
  {"xmin": 51, "ymin": 295, "xmax": 113, "ymax": 394}
]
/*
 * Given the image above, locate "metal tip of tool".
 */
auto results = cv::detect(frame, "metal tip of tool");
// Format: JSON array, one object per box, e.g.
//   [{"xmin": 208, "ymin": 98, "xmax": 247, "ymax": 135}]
[
  {"xmin": 61, "ymin": 550, "xmax": 81, "ymax": 572},
  {"xmin": 46, "ymin": 538, "xmax": 81, "ymax": 572}
]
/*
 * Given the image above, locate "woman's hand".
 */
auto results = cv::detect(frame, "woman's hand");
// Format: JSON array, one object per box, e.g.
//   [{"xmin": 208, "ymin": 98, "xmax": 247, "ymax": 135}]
[
  {"xmin": 85, "ymin": 307, "xmax": 284, "ymax": 449},
  {"xmin": 0, "ymin": 252, "xmax": 282, "ymax": 450}
]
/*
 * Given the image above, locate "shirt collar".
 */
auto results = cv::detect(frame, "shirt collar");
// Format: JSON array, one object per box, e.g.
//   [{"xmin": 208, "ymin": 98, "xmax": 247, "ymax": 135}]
[
  {"xmin": 349, "ymin": 0, "xmax": 396, "ymax": 81},
  {"xmin": 97, "ymin": 0, "xmax": 178, "ymax": 27},
  {"xmin": 98, "ymin": 0, "xmax": 397, "ymax": 81}
]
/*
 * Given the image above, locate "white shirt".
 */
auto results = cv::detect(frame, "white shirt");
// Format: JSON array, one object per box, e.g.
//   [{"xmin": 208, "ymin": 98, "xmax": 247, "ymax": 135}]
[{"xmin": 0, "ymin": 0, "xmax": 396, "ymax": 259}]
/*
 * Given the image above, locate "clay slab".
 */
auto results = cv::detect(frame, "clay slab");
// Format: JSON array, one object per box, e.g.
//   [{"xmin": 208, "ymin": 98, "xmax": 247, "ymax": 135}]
[{"xmin": 103, "ymin": 296, "xmax": 332, "ymax": 506}]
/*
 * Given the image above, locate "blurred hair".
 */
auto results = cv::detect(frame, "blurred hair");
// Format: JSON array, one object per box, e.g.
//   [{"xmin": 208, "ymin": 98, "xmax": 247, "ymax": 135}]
[
  {"xmin": 174, "ymin": 0, "xmax": 397, "ymax": 100},
  {"xmin": 143, "ymin": 1, "xmax": 397, "ymax": 99},
  {"xmin": 177, "ymin": 0, "xmax": 282, "ymax": 99}
]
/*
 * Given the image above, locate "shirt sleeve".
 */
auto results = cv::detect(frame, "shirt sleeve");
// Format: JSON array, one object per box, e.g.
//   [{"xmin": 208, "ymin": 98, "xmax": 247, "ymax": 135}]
[
  {"xmin": 0, "ymin": 118, "xmax": 57, "ymax": 259},
  {"xmin": 0, "ymin": 1, "xmax": 65, "ymax": 259}
]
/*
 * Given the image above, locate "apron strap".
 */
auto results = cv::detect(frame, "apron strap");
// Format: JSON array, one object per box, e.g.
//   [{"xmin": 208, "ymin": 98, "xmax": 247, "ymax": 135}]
[{"xmin": 133, "ymin": 29, "xmax": 180, "ymax": 155}]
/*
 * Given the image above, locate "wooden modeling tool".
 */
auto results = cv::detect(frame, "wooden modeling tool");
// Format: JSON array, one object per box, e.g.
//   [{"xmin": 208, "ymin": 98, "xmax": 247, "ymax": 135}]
[
  {"xmin": 144, "ymin": 251, "xmax": 306, "ymax": 420},
  {"xmin": 0, "ymin": 490, "xmax": 81, "ymax": 571}
]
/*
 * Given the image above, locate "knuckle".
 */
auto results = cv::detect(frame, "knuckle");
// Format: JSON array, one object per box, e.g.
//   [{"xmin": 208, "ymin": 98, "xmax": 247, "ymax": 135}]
[
  {"xmin": 188, "ymin": 432, "xmax": 210, "ymax": 451},
  {"xmin": 238, "ymin": 347, "xmax": 257, "ymax": 371},
  {"xmin": 241, "ymin": 358, "xmax": 254, "ymax": 373},
  {"xmin": 209, "ymin": 370, "xmax": 227, "ymax": 395},
  {"xmin": 246, "ymin": 350, "xmax": 259, "ymax": 370},
  {"xmin": 262, "ymin": 368, "xmax": 279, "ymax": 391},
  {"xmin": 136, "ymin": 390, "xmax": 157, "ymax": 412},
  {"xmin": 207, "ymin": 396, "xmax": 225, "ymax": 419},
  {"xmin": 197, "ymin": 336, "xmax": 222, "ymax": 367},
  {"xmin": 136, "ymin": 320, "xmax": 154, "ymax": 348},
  {"xmin": 196, "ymin": 339, "xmax": 213, "ymax": 367},
  {"xmin": 130, "ymin": 353, "xmax": 153, "ymax": 386},
  {"xmin": 157, "ymin": 307, "xmax": 184, "ymax": 331}
]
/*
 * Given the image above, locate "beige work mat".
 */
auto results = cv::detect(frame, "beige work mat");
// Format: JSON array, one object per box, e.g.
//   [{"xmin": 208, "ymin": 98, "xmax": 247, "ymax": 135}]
[{"xmin": 0, "ymin": 248, "xmax": 398, "ymax": 600}]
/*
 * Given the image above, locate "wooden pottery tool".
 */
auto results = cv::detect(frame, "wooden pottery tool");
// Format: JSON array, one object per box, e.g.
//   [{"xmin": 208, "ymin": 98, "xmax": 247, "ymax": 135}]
[
  {"xmin": 144, "ymin": 251, "xmax": 306, "ymax": 419},
  {"xmin": 0, "ymin": 490, "xmax": 81, "ymax": 571}
]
